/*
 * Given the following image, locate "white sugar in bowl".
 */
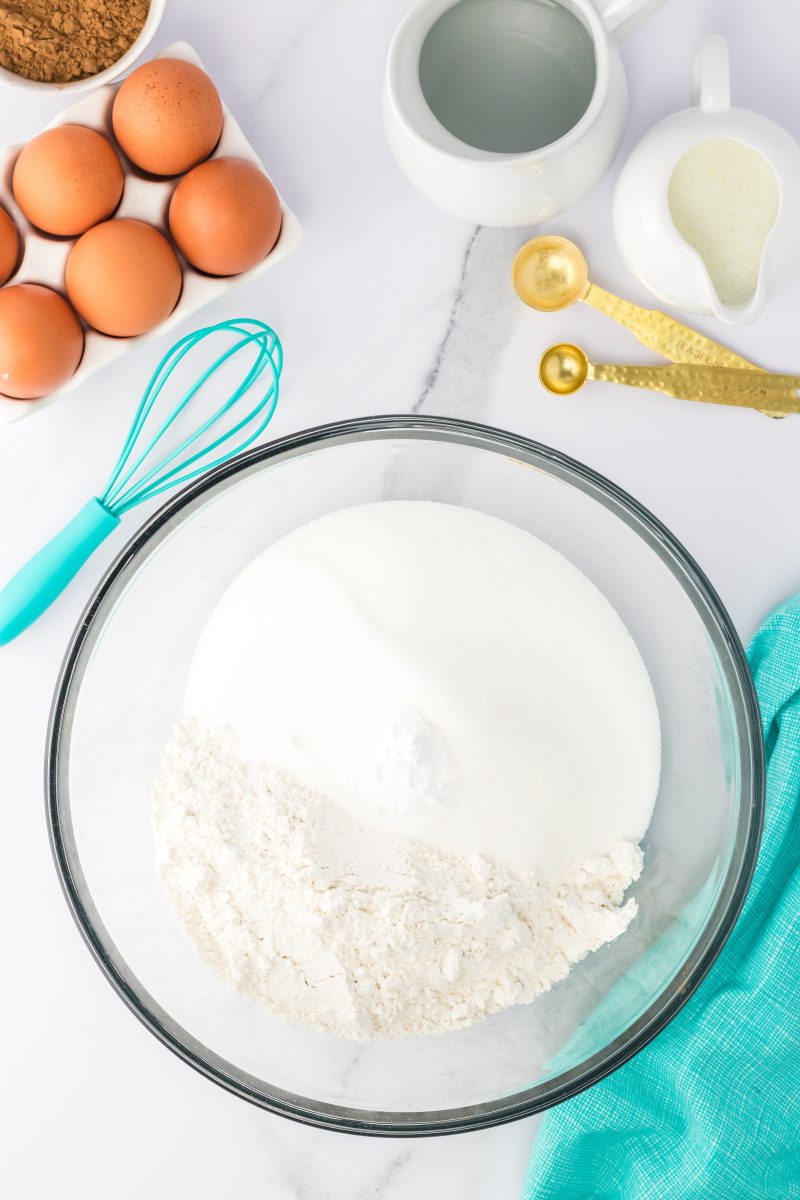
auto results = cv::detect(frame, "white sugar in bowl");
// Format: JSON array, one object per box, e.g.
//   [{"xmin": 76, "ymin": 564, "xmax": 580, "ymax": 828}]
[{"xmin": 614, "ymin": 36, "xmax": 800, "ymax": 325}]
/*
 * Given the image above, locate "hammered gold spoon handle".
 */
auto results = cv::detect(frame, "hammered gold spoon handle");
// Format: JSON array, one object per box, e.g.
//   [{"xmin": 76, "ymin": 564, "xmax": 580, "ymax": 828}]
[
  {"xmin": 584, "ymin": 283, "xmax": 757, "ymax": 370},
  {"xmin": 539, "ymin": 344, "xmax": 800, "ymax": 417}
]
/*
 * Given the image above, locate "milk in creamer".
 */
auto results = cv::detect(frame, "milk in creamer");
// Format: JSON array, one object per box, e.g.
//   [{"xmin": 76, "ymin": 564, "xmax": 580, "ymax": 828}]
[{"xmin": 668, "ymin": 138, "xmax": 780, "ymax": 307}]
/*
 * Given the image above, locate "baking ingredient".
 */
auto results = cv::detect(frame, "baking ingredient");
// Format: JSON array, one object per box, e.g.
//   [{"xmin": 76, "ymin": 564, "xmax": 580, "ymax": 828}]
[
  {"xmin": 154, "ymin": 719, "xmax": 645, "ymax": 1039},
  {"xmin": 669, "ymin": 138, "xmax": 780, "ymax": 307},
  {"xmin": 0, "ymin": 283, "xmax": 82, "ymax": 398},
  {"xmin": 112, "ymin": 58, "xmax": 223, "ymax": 177},
  {"xmin": 186, "ymin": 502, "xmax": 661, "ymax": 877},
  {"xmin": 13, "ymin": 125, "xmax": 123, "ymax": 236},
  {"xmin": 157, "ymin": 502, "xmax": 660, "ymax": 1038},
  {"xmin": 0, "ymin": 207, "xmax": 19, "ymax": 284},
  {"xmin": 65, "ymin": 217, "xmax": 181, "ymax": 337},
  {"xmin": 0, "ymin": 0, "xmax": 149, "ymax": 84},
  {"xmin": 169, "ymin": 158, "xmax": 282, "ymax": 276}
]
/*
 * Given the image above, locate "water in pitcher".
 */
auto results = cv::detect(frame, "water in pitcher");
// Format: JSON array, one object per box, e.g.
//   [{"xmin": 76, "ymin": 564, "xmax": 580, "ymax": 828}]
[{"xmin": 418, "ymin": 0, "xmax": 597, "ymax": 155}]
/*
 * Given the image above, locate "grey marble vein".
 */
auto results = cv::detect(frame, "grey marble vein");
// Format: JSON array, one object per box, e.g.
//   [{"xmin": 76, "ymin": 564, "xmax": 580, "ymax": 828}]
[
  {"xmin": 413, "ymin": 226, "xmax": 481, "ymax": 413},
  {"xmin": 359, "ymin": 1149, "xmax": 413, "ymax": 1199},
  {"xmin": 412, "ymin": 225, "xmax": 530, "ymax": 421}
]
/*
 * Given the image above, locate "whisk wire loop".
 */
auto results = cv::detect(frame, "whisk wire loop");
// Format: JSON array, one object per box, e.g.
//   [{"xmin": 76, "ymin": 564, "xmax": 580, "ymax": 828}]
[
  {"xmin": 106, "ymin": 326, "xmax": 269, "ymax": 502},
  {"xmin": 101, "ymin": 318, "xmax": 282, "ymax": 516}
]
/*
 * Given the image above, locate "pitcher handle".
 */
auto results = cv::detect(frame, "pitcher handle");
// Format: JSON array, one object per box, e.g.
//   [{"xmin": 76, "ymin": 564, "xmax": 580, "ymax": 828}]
[
  {"xmin": 692, "ymin": 34, "xmax": 731, "ymax": 113},
  {"xmin": 596, "ymin": 0, "xmax": 667, "ymax": 41}
]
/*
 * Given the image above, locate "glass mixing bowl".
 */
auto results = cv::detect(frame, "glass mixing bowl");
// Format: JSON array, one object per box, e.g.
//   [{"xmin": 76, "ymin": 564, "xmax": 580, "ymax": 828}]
[{"xmin": 47, "ymin": 416, "xmax": 763, "ymax": 1135}]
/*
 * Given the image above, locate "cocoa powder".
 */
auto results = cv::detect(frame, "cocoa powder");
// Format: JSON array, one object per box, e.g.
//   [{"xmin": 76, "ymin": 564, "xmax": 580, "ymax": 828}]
[{"xmin": 0, "ymin": 0, "xmax": 149, "ymax": 83}]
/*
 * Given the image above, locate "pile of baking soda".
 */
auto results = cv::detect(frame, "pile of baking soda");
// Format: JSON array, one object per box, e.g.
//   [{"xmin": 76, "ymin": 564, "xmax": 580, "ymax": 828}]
[{"xmin": 152, "ymin": 501, "xmax": 661, "ymax": 1040}]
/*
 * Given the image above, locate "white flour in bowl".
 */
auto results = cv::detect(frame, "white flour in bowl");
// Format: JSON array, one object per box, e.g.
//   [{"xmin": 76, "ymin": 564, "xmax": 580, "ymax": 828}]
[{"xmin": 152, "ymin": 501, "xmax": 661, "ymax": 1040}]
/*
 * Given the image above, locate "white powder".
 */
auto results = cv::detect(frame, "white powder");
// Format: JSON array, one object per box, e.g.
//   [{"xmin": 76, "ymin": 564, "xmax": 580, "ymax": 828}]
[
  {"xmin": 184, "ymin": 501, "xmax": 661, "ymax": 877},
  {"xmin": 153, "ymin": 719, "xmax": 644, "ymax": 1040},
  {"xmin": 152, "ymin": 501, "xmax": 661, "ymax": 1040}
]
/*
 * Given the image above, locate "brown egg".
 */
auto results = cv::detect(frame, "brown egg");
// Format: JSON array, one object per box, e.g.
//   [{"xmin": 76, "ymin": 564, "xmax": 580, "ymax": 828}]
[
  {"xmin": 12, "ymin": 125, "xmax": 124, "ymax": 237},
  {"xmin": 112, "ymin": 58, "xmax": 224, "ymax": 176},
  {"xmin": 65, "ymin": 218, "xmax": 182, "ymax": 338},
  {"xmin": 0, "ymin": 207, "xmax": 20, "ymax": 285},
  {"xmin": 169, "ymin": 158, "xmax": 282, "ymax": 276},
  {"xmin": 0, "ymin": 284, "xmax": 83, "ymax": 399}
]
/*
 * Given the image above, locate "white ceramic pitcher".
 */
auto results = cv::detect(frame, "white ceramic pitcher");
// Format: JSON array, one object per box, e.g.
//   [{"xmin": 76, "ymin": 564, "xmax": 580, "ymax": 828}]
[
  {"xmin": 383, "ymin": 0, "xmax": 667, "ymax": 227},
  {"xmin": 614, "ymin": 36, "xmax": 800, "ymax": 324}
]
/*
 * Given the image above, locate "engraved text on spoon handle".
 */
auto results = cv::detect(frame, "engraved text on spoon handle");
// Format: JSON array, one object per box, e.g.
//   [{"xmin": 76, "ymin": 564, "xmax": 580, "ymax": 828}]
[{"xmin": 584, "ymin": 285, "xmax": 759, "ymax": 370}]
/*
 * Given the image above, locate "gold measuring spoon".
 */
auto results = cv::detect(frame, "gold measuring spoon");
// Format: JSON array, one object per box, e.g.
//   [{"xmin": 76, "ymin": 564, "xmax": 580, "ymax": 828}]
[
  {"xmin": 513, "ymin": 236, "xmax": 758, "ymax": 371},
  {"xmin": 539, "ymin": 344, "xmax": 800, "ymax": 417}
]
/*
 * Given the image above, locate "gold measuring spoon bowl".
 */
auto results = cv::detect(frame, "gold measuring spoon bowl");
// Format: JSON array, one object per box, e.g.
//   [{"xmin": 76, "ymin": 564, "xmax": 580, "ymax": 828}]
[
  {"xmin": 513, "ymin": 236, "xmax": 590, "ymax": 313},
  {"xmin": 539, "ymin": 343, "xmax": 591, "ymax": 394}
]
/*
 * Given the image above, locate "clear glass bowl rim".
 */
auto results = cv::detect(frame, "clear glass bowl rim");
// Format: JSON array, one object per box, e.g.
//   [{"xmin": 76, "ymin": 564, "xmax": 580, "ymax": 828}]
[{"xmin": 46, "ymin": 415, "xmax": 765, "ymax": 1136}]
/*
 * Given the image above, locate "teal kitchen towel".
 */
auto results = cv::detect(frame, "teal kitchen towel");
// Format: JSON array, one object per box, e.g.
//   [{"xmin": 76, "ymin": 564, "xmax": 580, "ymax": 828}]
[{"xmin": 524, "ymin": 595, "xmax": 800, "ymax": 1200}]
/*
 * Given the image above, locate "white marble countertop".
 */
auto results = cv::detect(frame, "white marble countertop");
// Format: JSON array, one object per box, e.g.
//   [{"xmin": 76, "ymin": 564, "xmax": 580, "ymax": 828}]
[{"xmin": 1, "ymin": 0, "xmax": 799, "ymax": 1195}]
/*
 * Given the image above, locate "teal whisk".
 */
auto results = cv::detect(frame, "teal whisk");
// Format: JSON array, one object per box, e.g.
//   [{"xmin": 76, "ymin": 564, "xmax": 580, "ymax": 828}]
[{"xmin": 0, "ymin": 317, "xmax": 282, "ymax": 645}]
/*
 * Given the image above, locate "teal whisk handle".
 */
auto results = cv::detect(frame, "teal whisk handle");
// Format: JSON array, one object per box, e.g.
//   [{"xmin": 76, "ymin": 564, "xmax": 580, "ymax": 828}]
[{"xmin": 0, "ymin": 499, "xmax": 120, "ymax": 646}]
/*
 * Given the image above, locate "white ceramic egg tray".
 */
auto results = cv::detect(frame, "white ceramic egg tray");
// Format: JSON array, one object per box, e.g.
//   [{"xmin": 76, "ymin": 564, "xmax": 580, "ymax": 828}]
[{"xmin": 0, "ymin": 41, "xmax": 302, "ymax": 425}]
